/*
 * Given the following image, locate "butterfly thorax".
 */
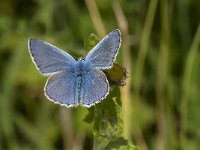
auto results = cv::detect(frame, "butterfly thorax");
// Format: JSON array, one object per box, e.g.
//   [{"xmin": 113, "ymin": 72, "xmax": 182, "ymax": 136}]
[{"xmin": 74, "ymin": 60, "xmax": 90, "ymax": 75}]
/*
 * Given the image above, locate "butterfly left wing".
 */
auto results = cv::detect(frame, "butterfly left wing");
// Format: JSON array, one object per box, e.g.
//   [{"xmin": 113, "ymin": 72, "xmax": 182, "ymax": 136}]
[
  {"xmin": 81, "ymin": 68, "xmax": 109, "ymax": 107},
  {"xmin": 85, "ymin": 29, "xmax": 121, "ymax": 69},
  {"xmin": 44, "ymin": 70, "xmax": 78, "ymax": 107},
  {"xmin": 28, "ymin": 38, "xmax": 76, "ymax": 75}
]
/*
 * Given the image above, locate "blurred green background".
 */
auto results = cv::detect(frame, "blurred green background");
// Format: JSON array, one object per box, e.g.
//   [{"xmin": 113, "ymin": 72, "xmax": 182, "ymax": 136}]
[{"xmin": 0, "ymin": 0, "xmax": 200, "ymax": 149}]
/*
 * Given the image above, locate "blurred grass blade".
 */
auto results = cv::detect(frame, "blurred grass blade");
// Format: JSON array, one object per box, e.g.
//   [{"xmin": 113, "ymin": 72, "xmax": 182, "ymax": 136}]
[
  {"xmin": 0, "ymin": 37, "xmax": 26, "ymax": 149},
  {"xmin": 134, "ymin": 0, "xmax": 158, "ymax": 99},
  {"xmin": 14, "ymin": 114, "xmax": 54, "ymax": 150},
  {"xmin": 180, "ymin": 23, "xmax": 200, "ymax": 150},
  {"xmin": 85, "ymin": 0, "xmax": 106, "ymax": 37},
  {"xmin": 112, "ymin": 0, "xmax": 132, "ymax": 140},
  {"xmin": 156, "ymin": 0, "xmax": 171, "ymax": 149}
]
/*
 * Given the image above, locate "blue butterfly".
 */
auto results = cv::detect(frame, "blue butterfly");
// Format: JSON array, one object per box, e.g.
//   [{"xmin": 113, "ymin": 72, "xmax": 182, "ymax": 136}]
[{"xmin": 28, "ymin": 29, "xmax": 121, "ymax": 107}]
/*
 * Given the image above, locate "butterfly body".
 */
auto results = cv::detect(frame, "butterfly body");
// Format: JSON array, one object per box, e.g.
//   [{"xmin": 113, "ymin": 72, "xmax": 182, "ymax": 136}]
[
  {"xmin": 28, "ymin": 29, "xmax": 121, "ymax": 107},
  {"xmin": 73, "ymin": 60, "xmax": 90, "ymax": 105}
]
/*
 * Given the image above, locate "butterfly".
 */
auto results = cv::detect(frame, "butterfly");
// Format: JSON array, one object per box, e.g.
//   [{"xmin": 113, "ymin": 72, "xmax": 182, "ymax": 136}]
[{"xmin": 28, "ymin": 29, "xmax": 121, "ymax": 107}]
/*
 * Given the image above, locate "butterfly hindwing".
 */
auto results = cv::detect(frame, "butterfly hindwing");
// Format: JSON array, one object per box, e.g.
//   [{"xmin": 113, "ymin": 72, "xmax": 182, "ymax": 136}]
[
  {"xmin": 81, "ymin": 68, "xmax": 109, "ymax": 107},
  {"xmin": 44, "ymin": 70, "xmax": 78, "ymax": 107}
]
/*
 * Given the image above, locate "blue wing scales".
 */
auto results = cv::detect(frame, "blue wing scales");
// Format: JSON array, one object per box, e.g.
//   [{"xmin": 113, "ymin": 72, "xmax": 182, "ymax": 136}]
[
  {"xmin": 85, "ymin": 29, "xmax": 121, "ymax": 69},
  {"xmin": 81, "ymin": 68, "xmax": 109, "ymax": 107},
  {"xmin": 44, "ymin": 70, "xmax": 77, "ymax": 107},
  {"xmin": 28, "ymin": 38, "xmax": 76, "ymax": 75}
]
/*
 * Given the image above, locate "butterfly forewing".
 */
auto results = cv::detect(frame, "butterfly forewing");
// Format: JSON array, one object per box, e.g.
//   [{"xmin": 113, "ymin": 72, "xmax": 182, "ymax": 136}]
[
  {"xmin": 85, "ymin": 29, "xmax": 121, "ymax": 69},
  {"xmin": 29, "ymin": 38, "xmax": 76, "ymax": 75}
]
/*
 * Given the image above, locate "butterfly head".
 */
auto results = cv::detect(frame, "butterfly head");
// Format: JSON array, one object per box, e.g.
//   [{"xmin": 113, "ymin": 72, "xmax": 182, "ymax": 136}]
[{"xmin": 78, "ymin": 56, "xmax": 85, "ymax": 61}]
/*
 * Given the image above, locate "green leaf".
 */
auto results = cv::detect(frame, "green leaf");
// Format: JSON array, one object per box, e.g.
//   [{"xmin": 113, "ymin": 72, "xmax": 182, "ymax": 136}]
[
  {"xmin": 88, "ymin": 33, "xmax": 100, "ymax": 50},
  {"xmin": 83, "ymin": 106, "xmax": 94, "ymax": 123},
  {"xmin": 84, "ymin": 33, "xmax": 100, "ymax": 51},
  {"xmin": 105, "ymin": 137, "xmax": 141, "ymax": 150},
  {"xmin": 84, "ymin": 87, "xmax": 123, "ymax": 144}
]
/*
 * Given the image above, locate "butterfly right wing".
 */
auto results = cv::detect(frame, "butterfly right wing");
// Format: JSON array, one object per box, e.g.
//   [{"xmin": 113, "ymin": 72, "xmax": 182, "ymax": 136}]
[
  {"xmin": 44, "ymin": 69, "xmax": 78, "ymax": 107},
  {"xmin": 85, "ymin": 29, "xmax": 121, "ymax": 69},
  {"xmin": 28, "ymin": 38, "xmax": 76, "ymax": 75},
  {"xmin": 81, "ymin": 68, "xmax": 109, "ymax": 107}
]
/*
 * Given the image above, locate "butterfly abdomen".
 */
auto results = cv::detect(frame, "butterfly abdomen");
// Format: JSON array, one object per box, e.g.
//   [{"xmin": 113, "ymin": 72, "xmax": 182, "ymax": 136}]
[{"xmin": 74, "ymin": 60, "xmax": 91, "ymax": 106}]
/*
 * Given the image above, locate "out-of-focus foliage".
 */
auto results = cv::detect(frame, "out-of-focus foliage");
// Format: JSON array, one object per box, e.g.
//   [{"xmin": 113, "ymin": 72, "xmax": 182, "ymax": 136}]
[
  {"xmin": 0, "ymin": 0, "xmax": 200, "ymax": 150},
  {"xmin": 84, "ymin": 87, "xmax": 124, "ymax": 148}
]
